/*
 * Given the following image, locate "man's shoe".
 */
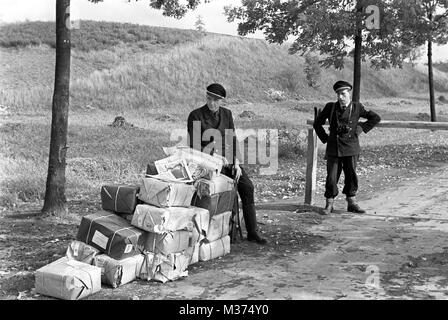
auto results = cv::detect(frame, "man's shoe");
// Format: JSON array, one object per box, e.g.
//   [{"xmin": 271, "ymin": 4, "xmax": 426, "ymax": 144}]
[
  {"xmin": 321, "ymin": 198, "xmax": 334, "ymax": 215},
  {"xmin": 347, "ymin": 197, "xmax": 366, "ymax": 214},
  {"xmin": 247, "ymin": 233, "xmax": 267, "ymax": 245}
]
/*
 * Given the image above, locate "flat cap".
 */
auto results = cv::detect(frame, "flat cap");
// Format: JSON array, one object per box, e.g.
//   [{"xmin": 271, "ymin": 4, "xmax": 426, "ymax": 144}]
[
  {"xmin": 333, "ymin": 80, "xmax": 353, "ymax": 93},
  {"xmin": 206, "ymin": 83, "xmax": 226, "ymax": 99}
]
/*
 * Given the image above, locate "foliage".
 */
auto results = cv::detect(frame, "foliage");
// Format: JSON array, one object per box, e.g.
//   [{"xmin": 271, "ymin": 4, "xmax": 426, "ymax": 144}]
[
  {"xmin": 195, "ymin": 15, "xmax": 206, "ymax": 32},
  {"xmin": 224, "ymin": 0, "xmax": 412, "ymax": 70},
  {"xmin": 304, "ymin": 53, "xmax": 321, "ymax": 88}
]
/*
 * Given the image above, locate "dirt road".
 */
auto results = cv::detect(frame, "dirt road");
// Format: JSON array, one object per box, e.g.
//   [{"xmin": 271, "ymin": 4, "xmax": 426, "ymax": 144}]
[
  {"xmin": 1, "ymin": 164, "xmax": 448, "ymax": 301},
  {"xmin": 90, "ymin": 163, "xmax": 448, "ymax": 300}
]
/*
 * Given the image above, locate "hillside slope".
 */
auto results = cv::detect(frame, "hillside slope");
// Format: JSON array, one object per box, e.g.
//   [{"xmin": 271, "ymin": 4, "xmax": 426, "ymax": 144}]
[{"xmin": 1, "ymin": 21, "xmax": 447, "ymax": 113}]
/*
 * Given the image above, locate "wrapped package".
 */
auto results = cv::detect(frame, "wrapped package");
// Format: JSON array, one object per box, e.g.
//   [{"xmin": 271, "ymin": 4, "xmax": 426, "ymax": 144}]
[
  {"xmin": 93, "ymin": 254, "xmax": 145, "ymax": 288},
  {"xmin": 194, "ymin": 175, "xmax": 235, "ymax": 198},
  {"xmin": 199, "ymin": 236, "xmax": 231, "ymax": 262},
  {"xmin": 101, "ymin": 185, "xmax": 139, "ymax": 214},
  {"xmin": 163, "ymin": 146, "xmax": 224, "ymax": 179},
  {"xmin": 144, "ymin": 230, "xmax": 190, "ymax": 255},
  {"xmin": 206, "ymin": 211, "xmax": 232, "ymax": 242},
  {"xmin": 66, "ymin": 240, "xmax": 100, "ymax": 264},
  {"xmin": 191, "ymin": 190, "xmax": 236, "ymax": 217},
  {"xmin": 138, "ymin": 251, "xmax": 189, "ymax": 283},
  {"xmin": 138, "ymin": 177, "xmax": 196, "ymax": 208},
  {"xmin": 76, "ymin": 211, "xmax": 145, "ymax": 260},
  {"xmin": 153, "ymin": 155, "xmax": 193, "ymax": 182},
  {"xmin": 35, "ymin": 257, "xmax": 101, "ymax": 300},
  {"xmin": 131, "ymin": 204, "xmax": 199, "ymax": 234}
]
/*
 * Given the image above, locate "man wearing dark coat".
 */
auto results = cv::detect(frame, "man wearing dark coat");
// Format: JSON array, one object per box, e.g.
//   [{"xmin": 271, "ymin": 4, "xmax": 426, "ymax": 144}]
[
  {"xmin": 187, "ymin": 83, "xmax": 267, "ymax": 244},
  {"xmin": 313, "ymin": 80, "xmax": 381, "ymax": 215}
]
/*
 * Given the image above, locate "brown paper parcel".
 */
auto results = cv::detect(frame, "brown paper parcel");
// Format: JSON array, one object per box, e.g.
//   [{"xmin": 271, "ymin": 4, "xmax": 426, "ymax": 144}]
[
  {"xmin": 138, "ymin": 251, "xmax": 189, "ymax": 283},
  {"xmin": 66, "ymin": 240, "xmax": 100, "ymax": 265},
  {"xmin": 93, "ymin": 254, "xmax": 145, "ymax": 288},
  {"xmin": 206, "ymin": 211, "xmax": 231, "ymax": 242},
  {"xmin": 199, "ymin": 236, "xmax": 231, "ymax": 262},
  {"xmin": 138, "ymin": 177, "xmax": 196, "ymax": 208},
  {"xmin": 35, "ymin": 257, "xmax": 101, "ymax": 300},
  {"xmin": 144, "ymin": 230, "xmax": 190, "ymax": 255},
  {"xmin": 76, "ymin": 211, "xmax": 145, "ymax": 260},
  {"xmin": 131, "ymin": 204, "xmax": 197, "ymax": 234},
  {"xmin": 100, "ymin": 185, "xmax": 139, "ymax": 214},
  {"xmin": 194, "ymin": 175, "xmax": 234, "ymax": 198}
]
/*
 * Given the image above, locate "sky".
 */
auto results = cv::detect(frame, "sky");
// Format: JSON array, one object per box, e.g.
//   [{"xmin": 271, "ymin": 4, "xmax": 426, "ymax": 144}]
[{"xmin": 0, "ymin": 0, "xmax": 447, "ymax": 62}]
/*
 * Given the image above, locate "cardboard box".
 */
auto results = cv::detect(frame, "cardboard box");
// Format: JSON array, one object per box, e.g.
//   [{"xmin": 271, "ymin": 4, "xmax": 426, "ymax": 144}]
[
  {"xmin": 138, "ymin": 177, "xmax": 196, "ymax": 207},
  {"xmin": 191, "ymin": 190, "xmax": 236, "ymax": 217},
  {"xmin": 66, "ymin": 240, "xmax": 100, "ymax": 264},
  {"xmin": 101, "ymin": 185, "xmax": 139, "ymax": 214},
  {"xmin": 93, "ymin": 254, "xmax": 145, "ymax": 288},
  {"xmin": 144, "ymin": 230, "xmax": 190, "ymax": 255},
  {"xmin": 35, "ymin": 257, "xmax": 101, "ymax": 300},
  {"xmin": 76, "ymin": 211, "xmax": 145, "ymax": 260},
  {"xmin": 194, "ymin": 175, "xmax": 235, "ymax": 198},
  {"xmin": 131, "ymin": 204, "xmax": 198, "ymax": 234},
  {"xmin": 206, "ymin": 211, "xmax": 231, "ymax": 242},
  {"xmin": 199, "ymin": 236, "xmax": 231, "ymax": 262}
]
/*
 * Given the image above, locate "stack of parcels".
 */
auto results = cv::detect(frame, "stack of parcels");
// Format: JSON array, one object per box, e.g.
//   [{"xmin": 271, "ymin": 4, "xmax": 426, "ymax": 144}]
[
  {"xmin": 191, "ymin": 174, "xmax": 236, "ymax": 262},
  {"xmin": 34, "ymin": 147, "xmax": 236, "ymax": 299}
]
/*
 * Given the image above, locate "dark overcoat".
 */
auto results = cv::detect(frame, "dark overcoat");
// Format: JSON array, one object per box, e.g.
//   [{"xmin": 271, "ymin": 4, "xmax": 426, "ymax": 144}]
[{"xmin": 313, "ymin": 101, "xmax": 381, "ymax": 157}]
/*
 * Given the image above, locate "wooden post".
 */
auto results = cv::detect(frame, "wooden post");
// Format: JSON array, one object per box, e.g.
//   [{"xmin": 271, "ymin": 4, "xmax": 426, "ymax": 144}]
[{"xmin": 304, "ymin": 127, "xmax": 318, "ymax": 205}]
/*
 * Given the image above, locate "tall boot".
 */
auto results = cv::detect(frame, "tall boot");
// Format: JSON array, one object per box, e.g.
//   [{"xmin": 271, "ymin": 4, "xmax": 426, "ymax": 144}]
[
  {"xmin": 347, "ymin": 196, "xmax": 365, "ymax": 214},
  {"xmin": 242, "ymin": 203, "xmax": 267, "ymax": 245},
  {"xmin": 321, "ymin": 198, "xmax": 334, "ymax": 215}
]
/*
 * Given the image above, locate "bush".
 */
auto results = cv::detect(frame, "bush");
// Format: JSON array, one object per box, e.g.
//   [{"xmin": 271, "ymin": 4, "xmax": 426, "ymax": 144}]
[{"xmin": 277, "ymin": 128, "xmax": 308, "ymax": 159}]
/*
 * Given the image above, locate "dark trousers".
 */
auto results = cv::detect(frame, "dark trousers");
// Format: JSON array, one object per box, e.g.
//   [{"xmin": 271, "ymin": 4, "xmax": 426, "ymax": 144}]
[
  {"xmin": 222, "ymin": 166, "xmax": 258, "ymax": 235},
  {"xmin": 324, "ymin": 155, "xmax": 359, "ymax": 199}
]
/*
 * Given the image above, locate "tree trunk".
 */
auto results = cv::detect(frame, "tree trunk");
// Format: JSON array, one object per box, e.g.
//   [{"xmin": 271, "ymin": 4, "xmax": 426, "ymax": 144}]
[
  {"xmin": 352, "ymin": 3, "xmax": 363, "ymax": 103},
  {"xmin": 42, "ymin": 0, "xmax": 71, "ymax": 215},
  {"xmin": 427, "ymin": 39, "xmax": 437, "ymax": 122}
]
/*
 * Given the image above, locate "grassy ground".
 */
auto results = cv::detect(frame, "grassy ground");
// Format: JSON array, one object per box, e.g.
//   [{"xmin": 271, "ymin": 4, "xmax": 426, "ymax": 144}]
[{"xmin": 1, "ymin": 20, "xmax": 448, "ymax": 210}]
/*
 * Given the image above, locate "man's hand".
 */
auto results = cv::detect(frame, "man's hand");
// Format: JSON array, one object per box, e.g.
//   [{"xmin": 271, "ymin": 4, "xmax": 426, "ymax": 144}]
[{"xmin": 233, "ymin": 163, "xmax": 242, "ymax": 182}]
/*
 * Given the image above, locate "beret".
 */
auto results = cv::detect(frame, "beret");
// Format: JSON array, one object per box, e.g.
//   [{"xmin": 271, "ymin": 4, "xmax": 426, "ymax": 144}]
[
  {"xmin": 206, "ymin": 83, "xmax": 226, "ymax": 99},
  {"xmin": 333, "ymin": 80, "xmax": 353, "ymax": 93}
]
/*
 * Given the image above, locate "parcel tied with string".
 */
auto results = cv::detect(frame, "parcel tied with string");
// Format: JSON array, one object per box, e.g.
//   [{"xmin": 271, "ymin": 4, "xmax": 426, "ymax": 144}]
[
  {"xmin": 137, "ymin": 251, "xmax": 190, "ymax": 283},
  {"xmin": 35, "ymin": 257, "xmax": 102, "ymax": 300},
  {"xmin": 144, "ymin": 230, "xmax": 191, "ymax": 255},
  {"xmin": 76, "ymin": 211, "xmax": 145, "ymax": 260},
  {"xmin": 138, "ymin": 177, "xmax": 196, "ymax": 208},
  {"xmin": 93, "ymin": 254, "xmax": 145, "ymax": 288},
  {"xmin": 199, "ymin": 235, "xmax": 231, "ymax": 262},
  {"xmin": 100, "ymin": 185, "xmax": 140, "ymax": 214},
  {"xmin": 194, "ymin": 174, "xmax": 234, "ymax": 198},
  {"xmin": 131, "ymin": 204, "xmax": 203, "ymax": 234}
]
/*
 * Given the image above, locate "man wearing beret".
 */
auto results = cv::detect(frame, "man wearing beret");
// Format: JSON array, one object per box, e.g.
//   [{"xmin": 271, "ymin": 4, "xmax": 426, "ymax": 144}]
[
  {"xmin": 187, "ymin": 83, "xmax": 267, "ymax": 244},
  {"xmin": 313, "ymin": 80, "xmax": 381, "ymax": 215}
]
